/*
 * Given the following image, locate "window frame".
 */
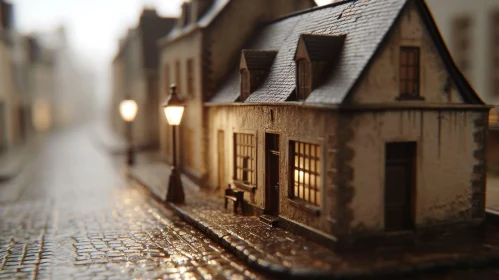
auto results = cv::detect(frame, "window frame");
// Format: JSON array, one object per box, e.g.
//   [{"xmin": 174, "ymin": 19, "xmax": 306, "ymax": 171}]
[
  {"xmin": 398, "ymin": 47, "xmax": 421, "ymax": 99},
  {"xmin": 185, "ymin": 128, "xmax": 194, "ymax": 169},
  {"xmin": 296, "ymin": 59, "xmax": 312, "ymax": 100},
  {"xmin": 175, "ymin": 60, "xmax": 181, "ymax": 93},
  {"xmin": 240, "ymin": 69, "xmax": 251, "ymax": 101},
  {"xmin": 233, "ymin": 132, "xmax": 257, "ymax": 188},
  {"xmin": 164, "ymin": 63, "xmax": 170, "ymax": 95},
  {"xmin": 288, "ymin": 140, "xmax": 322, "ymax": 208},
  {"xmin": 186, "ymin": 58, "xmax": 194, "ymax": 97},
  {"xmin": 451, "ymin": 15, "xmax": 472, "ymax": 75},
  {"xmin": 489, "ymin": 10, "xmax": 499, "ymax": 97}
]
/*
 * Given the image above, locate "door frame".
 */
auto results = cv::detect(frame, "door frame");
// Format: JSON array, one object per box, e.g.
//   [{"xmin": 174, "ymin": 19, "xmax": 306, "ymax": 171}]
[
  {"xmin": 217, "ymin": 130, "xmax": 225, "ymax": 188},
  {"xmin": 384, "ymin": 141, "xmax": 417, "ymax": 231},
  {"xmin": 265, "ymin": 132, "xmax": 280, "ymax": 216}
]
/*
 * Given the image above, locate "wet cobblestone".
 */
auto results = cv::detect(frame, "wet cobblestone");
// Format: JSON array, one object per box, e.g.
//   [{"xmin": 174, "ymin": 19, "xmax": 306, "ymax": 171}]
[{"xmin": 0, "ymin": 126, "xmax": 263, "ymax": 279}]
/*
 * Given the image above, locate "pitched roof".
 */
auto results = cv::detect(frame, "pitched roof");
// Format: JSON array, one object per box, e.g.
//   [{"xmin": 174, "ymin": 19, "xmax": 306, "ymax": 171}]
[
  {"xmin": 210, "ymin": 0, "xmax": 485, "ymax": 106},
  {"xmin": 242, "ymin": 50, "xmax": 277, "ymax": 70},
  {"xmin": 166, "ymin": 0, "xmax": 230, "ymax": 41}
]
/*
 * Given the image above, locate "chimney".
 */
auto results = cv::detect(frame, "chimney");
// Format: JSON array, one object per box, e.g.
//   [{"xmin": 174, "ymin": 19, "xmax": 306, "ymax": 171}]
[{"xmin": 1, "ymin": 1, "xmax": 14, "ymax": 29}]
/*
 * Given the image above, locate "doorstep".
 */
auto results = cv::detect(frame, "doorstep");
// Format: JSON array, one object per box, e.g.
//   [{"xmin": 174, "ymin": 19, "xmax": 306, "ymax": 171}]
[{"xmin": 131, "ymin": 161, "xmax": 499, "ymax": 278}]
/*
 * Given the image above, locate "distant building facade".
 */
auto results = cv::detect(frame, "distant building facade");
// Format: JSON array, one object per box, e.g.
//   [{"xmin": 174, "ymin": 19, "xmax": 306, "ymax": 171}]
[
  {"xmin": 427, "ymin": 0, "xmax": 499, "ymax": 170},
  {"xmin": 0, "ymin": 0, "xmax": 29, "ymax": 149},
  {"xmin": 111, "ymin": 9, "xmax": 176, "ymax": 150}
]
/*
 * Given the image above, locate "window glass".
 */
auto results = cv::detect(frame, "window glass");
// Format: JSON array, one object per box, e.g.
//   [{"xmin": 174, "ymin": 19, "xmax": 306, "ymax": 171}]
[
  {"xmin": 234, "ymin": 133, "xmax": 256, "ymax": 185},
  {"xmin": 290, "ymin": 141, "xmax": 321, "ymax": 206},
  {"xmin": 399, "ymin": 47, "xmax": 420, "ymax": 96}
]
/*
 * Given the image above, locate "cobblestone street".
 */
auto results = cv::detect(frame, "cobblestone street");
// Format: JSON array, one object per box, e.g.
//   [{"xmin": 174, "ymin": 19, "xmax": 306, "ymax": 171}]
[{"xmin": 0, "ymin": 125, "xmax": 262, "ymax": 279}]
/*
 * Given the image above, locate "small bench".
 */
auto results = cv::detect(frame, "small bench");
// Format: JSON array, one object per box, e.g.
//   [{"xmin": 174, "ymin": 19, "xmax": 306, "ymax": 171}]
[{"xmin": 224, "ymin": 185, "xmax": 244, "ymax": 214}]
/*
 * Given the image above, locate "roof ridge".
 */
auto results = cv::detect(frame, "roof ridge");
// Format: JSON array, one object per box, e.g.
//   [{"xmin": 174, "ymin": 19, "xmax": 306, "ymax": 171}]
[{"xmin": 267, "ymin": 0, "xmax": 358, "ymax": 25}]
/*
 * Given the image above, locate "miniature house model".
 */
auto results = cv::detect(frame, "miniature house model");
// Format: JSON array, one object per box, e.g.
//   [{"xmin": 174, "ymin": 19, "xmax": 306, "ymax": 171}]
[{"xmin": 162, "ymin": 0, "xmax": 490, "ymax": 243}]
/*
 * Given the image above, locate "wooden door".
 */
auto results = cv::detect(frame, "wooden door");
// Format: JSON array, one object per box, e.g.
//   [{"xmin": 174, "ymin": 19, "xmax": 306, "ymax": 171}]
[
  {"xmin": 217, "ymin": 130, "xmax": 225, "ymax": 188},
  {"xmin": 384, "ymin": 142, "xmax": 416, "ymax": 231},
  {"xmin": 265, "ymin": 133, "xmax": 280, "ymax": 216}
]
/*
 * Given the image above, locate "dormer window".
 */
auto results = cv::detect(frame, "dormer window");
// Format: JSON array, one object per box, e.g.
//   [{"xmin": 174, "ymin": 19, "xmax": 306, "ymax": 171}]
[
  {"xmin": 238, "ymin": 49, "xmax": 278, "ymax": 102},
  {"xmin": 240, "ymin": 69, "xmax": 251, "ymax": 101},
  {"xmin": 297, "ymin": 59, "xmax": 311, "ymax": 100},
  {"xmin": 293, "ymin": 34, "xmax": 346, "ymax": 101}
]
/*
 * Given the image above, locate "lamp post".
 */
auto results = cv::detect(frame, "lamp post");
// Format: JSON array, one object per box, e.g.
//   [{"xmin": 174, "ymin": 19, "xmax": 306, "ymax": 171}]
[
  {"xmin": 119, "ymin": 99, "xmax": 138, "ymax": 167},
  {"xmin": 163, "ymin": 84, "xmax": 185, "ymax": 203}
]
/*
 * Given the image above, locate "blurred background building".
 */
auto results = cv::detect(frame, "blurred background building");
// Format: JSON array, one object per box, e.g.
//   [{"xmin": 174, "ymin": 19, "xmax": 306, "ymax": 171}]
[
  {"xmin": 111, "ymin": 9, "xmax": 176, "ymax": 150},
  {"xmin": 426, "ymin": 0, "xmax": 499, "ymax": 104},
  {"xmin": 0, "ymin": 0, "xmax": 97, "ymax": 155}
]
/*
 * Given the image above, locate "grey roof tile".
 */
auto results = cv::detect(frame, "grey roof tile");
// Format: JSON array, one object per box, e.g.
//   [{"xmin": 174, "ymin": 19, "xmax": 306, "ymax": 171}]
[{"xmin": 212, "ymin": 0, "xmax": 407, "ymax": 104}]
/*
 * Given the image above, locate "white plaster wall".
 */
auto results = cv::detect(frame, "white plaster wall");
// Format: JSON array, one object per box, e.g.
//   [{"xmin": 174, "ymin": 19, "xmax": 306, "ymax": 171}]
[
  {"xmin": 426, "ymin": 0, "xmax": 499, "ymax": 103},
  {"xmin": 207, "ymin": 105, "xmax": 338, "ymax": 235},
  {"xmin": 345, "ymin": 2, "xmax": 484, "ymax": 233},
  {"xmin": 348, "ymin": 110, "xmax": 480, "ymax": 233},
  {"xmin": 160, "ymin": 32, "xmax": 204, "ymax": 176}
]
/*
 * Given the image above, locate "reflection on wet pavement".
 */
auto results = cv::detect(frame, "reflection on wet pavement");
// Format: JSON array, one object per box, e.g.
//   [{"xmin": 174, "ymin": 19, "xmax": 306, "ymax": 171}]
[{"xmin": 0, "ymin": 125, "xmax": 263, "ymax": 279}]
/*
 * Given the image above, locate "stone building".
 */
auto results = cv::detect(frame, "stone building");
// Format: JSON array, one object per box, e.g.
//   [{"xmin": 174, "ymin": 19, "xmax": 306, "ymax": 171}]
[
  {"xmin": 204, "ymin": 0, "xmax": 490, "ymax": 243},
  {"xmin": 158, "ymin": 0, "xmax": 316, "ymax": 186},
  {"xmin": 111, "ymin": 9, "xmax": 175, "ymax": 150}
]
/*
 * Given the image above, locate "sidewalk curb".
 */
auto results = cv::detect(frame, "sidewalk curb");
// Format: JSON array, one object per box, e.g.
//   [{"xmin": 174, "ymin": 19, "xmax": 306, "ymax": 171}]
[
  {"xmin": 130, "ymin": 171, "xmax": 499, "ymax": 279},
  {"xmin": 167, "ymin": 202, "xmax": 336, "ymax": 279},
  {"xmin": 166, "ymin": 202, "xmax": 499, "ymax": 279}
]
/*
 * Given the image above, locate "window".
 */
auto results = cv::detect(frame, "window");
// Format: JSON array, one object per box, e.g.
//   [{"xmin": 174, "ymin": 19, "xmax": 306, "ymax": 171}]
[
  {"xmin": 187, "ymin": 59, "xmax": 194, "ymax": 97},
  {"xmin": 234, "ymin": 133, "xmax": 256, "ymax": 185},
  {"xmin": 240, "ymin": 69, "xmax": 250, "ymax": 101},
  {"xmin": 399, "ymin": 47, "xmax": 420, "ymax": 97},
  {"xmin": 451, "ymin": 16, "xmax": 471, "ymax": 75},
  {"xmin": 297, "ymin": 60, "xmax": 311, "ymax": 100},
  {"xmin": 164, "ymin": 64, "xmax": 170, "ymax": 95},
  {"xmin": 290, "ymin": 141, "xmax": 321, "ymax": 207},
  {"xmin": 175, "ymin": 60, "xmax": 181, "ymax": 93},
  {"xmin": 490, "ymin": 11, "xmax": 499, "ymax": 97}
]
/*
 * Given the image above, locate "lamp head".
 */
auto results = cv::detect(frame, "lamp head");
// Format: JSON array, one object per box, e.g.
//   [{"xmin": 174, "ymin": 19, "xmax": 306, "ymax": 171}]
[{"xmin": 162, "ymin": 84, "xmax": 185, "ymax": 126}]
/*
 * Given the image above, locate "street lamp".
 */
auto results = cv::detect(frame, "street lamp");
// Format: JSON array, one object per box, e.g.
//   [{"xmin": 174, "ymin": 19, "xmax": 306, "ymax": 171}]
[
  {"xmin": 119, "ymin": 99, "xmax": 138, "ymax": 167},
  {"xmin": 163, "ymin": 84, "xmax": 185, "ymax": 203}
]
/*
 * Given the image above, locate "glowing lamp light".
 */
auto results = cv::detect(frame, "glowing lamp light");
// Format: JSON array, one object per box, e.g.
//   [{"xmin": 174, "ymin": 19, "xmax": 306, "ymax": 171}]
[
  {"xmin": 164, "ymin": 106, "xmax": 185, "ymax": 126},
  {"xmin": 119, "ymin": 99, "xmax": 138, "ymax": 122},
  {"xmin": 162, "ymin": 85, "xmax": 185, "ymax": 126}
]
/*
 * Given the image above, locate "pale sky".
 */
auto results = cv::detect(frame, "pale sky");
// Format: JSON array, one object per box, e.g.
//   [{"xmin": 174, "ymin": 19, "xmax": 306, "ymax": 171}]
[{"xmin": 13, "ymin": 0, "xmax": 183, "ymax": 64}]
